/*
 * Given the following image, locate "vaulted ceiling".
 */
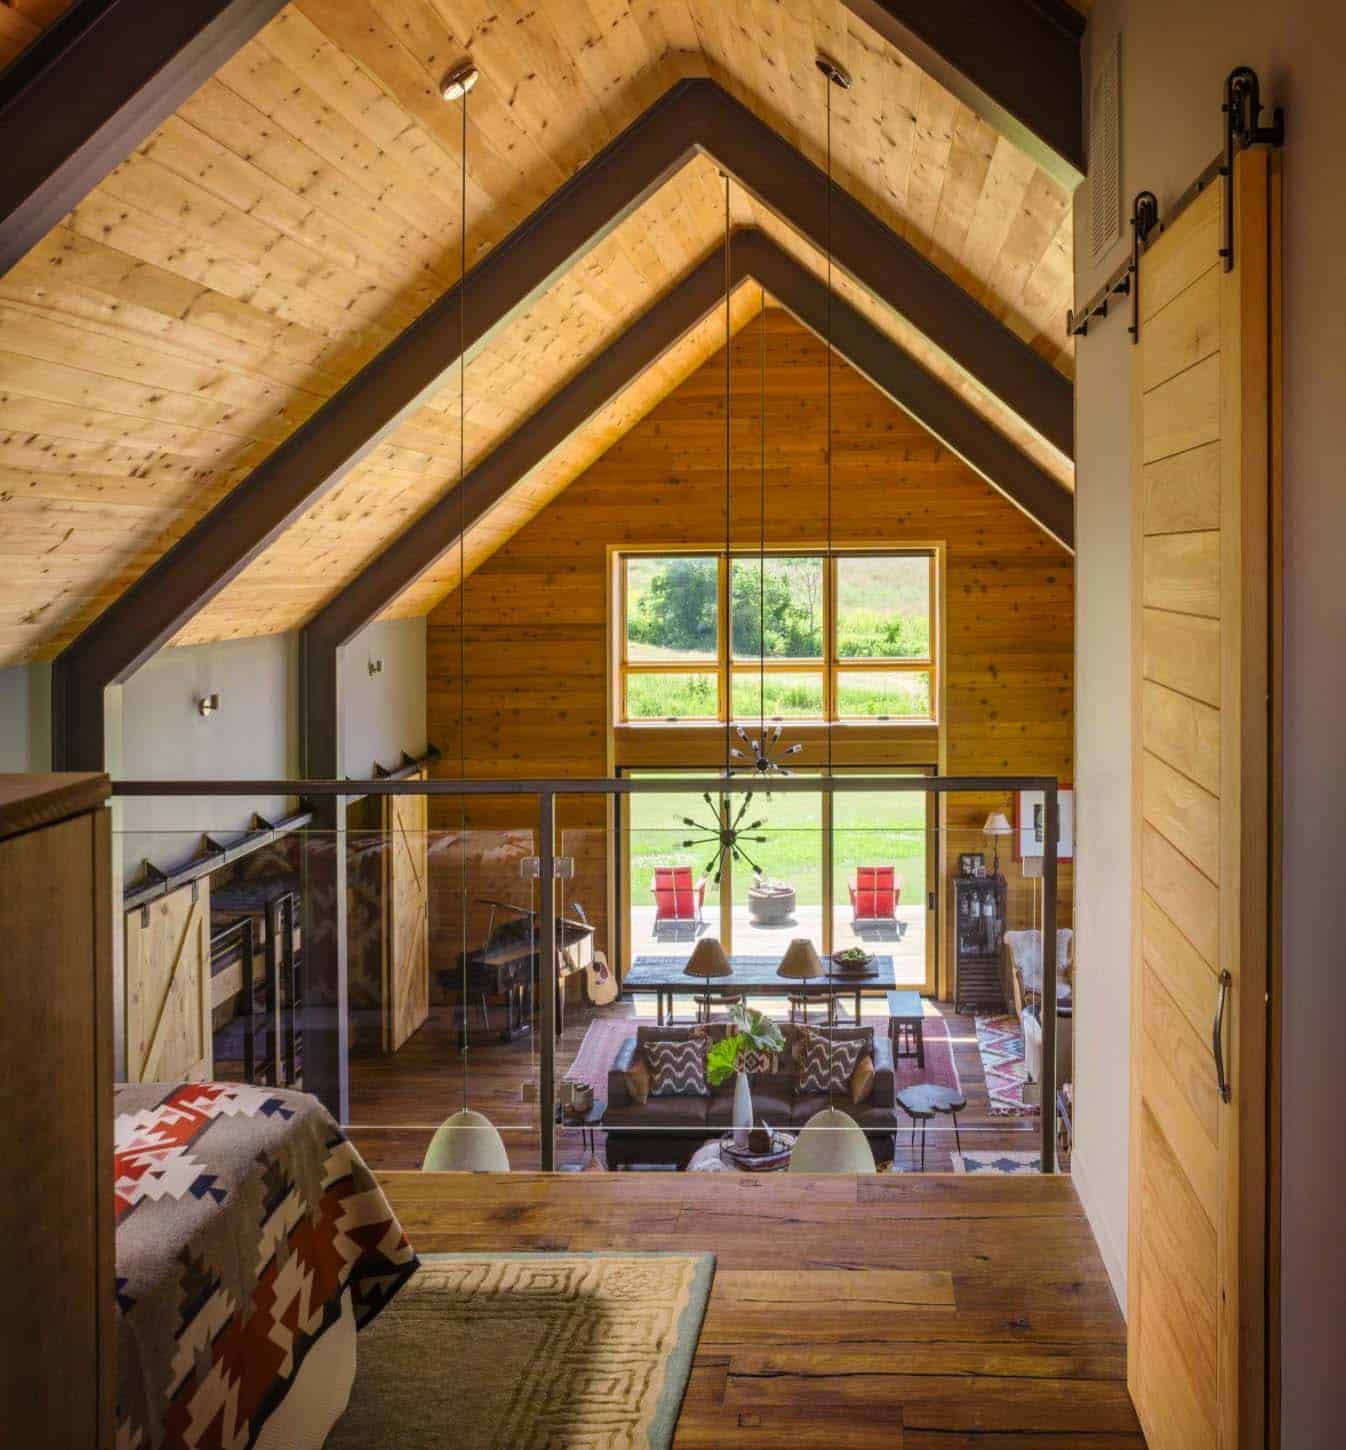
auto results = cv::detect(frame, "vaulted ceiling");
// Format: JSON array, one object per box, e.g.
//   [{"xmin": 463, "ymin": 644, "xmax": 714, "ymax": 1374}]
[{"xmin": 0, "ymin": 0, "xmax": 1079, "ymax": 670}]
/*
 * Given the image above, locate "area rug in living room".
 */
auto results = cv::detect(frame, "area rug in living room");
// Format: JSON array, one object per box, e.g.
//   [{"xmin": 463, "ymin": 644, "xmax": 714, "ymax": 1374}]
[
  {"xmin": 325, "ymin": 1251, "xmax": 715, "ymax": 1450},
  {"xmin": 974, "ymin": 1014, "xmax": 1040, "ymax": 1115},
  {"xmin": 953, "ymin": 1150, "xmax": 1042, "ymax": 1175}
]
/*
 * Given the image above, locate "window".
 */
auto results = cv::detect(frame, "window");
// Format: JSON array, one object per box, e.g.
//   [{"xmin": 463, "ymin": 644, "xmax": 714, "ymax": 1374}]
[{"xmin": 616, "ymin": 551, "xmax": 936, "ymax": 723}]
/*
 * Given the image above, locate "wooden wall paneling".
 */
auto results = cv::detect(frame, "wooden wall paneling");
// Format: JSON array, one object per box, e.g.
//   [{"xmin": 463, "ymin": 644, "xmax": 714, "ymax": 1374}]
[
  {"xmin": 124, "ymin": 878, "xmax": 213, "ymax": 1082},
  {"xmin": 426, "ymin": 310, "xmax": 1072, "ymax": 994}
]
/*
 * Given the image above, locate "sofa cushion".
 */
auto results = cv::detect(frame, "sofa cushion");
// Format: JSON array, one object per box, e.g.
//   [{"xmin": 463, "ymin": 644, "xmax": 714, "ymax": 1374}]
[
  {"xmin": 707, "ymin": 1086, "xmax": 794, "ymax": 1130},
  {"xmin": 850, "ymin": 1053, "xmax": 875, "ymax": 1105},
  {"xmin": 645, "ymin": 1037, "xmax": 710, "ymax": 1097},
  {"xmin": 624, "ymin": 1052, "xmax": 651, "ymax": 1105},
  {"xmin": 797, "ymin": 1033, "xmax": 865, "ymax": 1094},
  {"xmin": 791, "ymin": 1093, "xmax": 897, "ymax": 1133}
]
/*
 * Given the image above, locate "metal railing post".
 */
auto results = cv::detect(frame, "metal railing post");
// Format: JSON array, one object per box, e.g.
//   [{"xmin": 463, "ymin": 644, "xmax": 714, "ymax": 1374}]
[
  {"xmin": 539, "ymin": 789, "xmax": 556, "ymax": 1172},
  {"xmin": 1040, "ymin": 782, "xmax": 1059, "ymax": 1173}
]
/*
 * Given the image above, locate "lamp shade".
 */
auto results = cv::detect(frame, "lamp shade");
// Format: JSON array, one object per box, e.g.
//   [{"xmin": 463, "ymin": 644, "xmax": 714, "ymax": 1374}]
[
  {"xmin": 683, "ymin": 936, "xmax": 733, "ymax": 978},
  {"xmin": 422, "ymin": 1108, "xmax": 510, "ymax": 1172},
  {"xmin": 983, "ymin": 811, "xmax": 1013, "ymax": 836},
  {"xmin": 789, "ymin": 1106, "xmax": 876, "ymax": 1173},
  {"xmin": 776, "ymin": 938, "xmax": 824, "ymax": 980}
]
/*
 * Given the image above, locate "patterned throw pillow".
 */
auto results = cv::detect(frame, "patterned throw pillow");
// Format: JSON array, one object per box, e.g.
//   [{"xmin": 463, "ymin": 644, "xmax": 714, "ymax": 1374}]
[
  {"xmin": 797, "ymin": 1034, "xmax": 865, "ymax": 1095},
  {"xmin": 644, "ymin": 1038, "xmax": 710, "ymax": 1097},
  {"xmin": 737, "ymin": 1046, "xmax": 778, "ymax": 1076}
]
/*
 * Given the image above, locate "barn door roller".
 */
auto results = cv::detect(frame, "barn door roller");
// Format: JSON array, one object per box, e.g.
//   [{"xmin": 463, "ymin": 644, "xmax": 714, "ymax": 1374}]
[{"xmin": 1220, "ymin": 66, "xmax": 1284, "ymax": 272}]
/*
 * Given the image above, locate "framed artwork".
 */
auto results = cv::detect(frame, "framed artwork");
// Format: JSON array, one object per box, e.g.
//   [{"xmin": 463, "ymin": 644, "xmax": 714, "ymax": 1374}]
[
  {"xmin": 1014, "ymin": 788, "xmax": 1074, "ymax": 861},
  {"xmin": 958, "ymin": 852, "xmax": 984, "ymax": 877}
]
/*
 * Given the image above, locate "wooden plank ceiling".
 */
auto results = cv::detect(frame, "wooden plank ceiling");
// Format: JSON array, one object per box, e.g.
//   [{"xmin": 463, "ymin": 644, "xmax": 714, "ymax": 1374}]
[{"xmin": 0, "ymin": 0, "xmax": 1075, "ymax": 666}]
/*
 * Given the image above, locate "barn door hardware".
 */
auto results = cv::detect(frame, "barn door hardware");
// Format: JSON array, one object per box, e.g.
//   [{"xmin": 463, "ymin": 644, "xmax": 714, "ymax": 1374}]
[
  {"xmin": 521, "ymin": 857, "xmax": 574, "ymax": 880},
  {"xmin": 1066, "ymin": 268, "xmax": 1130, "ymax": 338},
  {"xmin": 1220, "ymin": 66, "xmax": 1284, "ymax": 272},
  {"xmin": 1128, "ymin": 191, "xmax": 1160, "ymax": 343}
]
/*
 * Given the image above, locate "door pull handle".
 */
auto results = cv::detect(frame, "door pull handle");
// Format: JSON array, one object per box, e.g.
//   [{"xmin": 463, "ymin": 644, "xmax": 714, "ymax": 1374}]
[{"xmin": 1212, "ymin": 970, "xmax": 1232, "ymax": 1103}]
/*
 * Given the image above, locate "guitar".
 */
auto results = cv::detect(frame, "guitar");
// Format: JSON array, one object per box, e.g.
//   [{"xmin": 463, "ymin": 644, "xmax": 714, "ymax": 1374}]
[{"xmin": 569, "ymin": 901, "xmax": 618, "ymax": 1006}]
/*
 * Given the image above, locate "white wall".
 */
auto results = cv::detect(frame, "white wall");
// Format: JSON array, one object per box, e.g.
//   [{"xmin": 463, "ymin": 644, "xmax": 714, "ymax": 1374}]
[
  {"xmin": 1074, "ymin": 3, "xmax": 1346, "ymax": 1441},
  {"xmin": 0, "ymin": 662, "xmax": 51, "ymax": 771},
  {"xmin": 341, "ymin": 616, "xmax": 428, "ymax": 779}
]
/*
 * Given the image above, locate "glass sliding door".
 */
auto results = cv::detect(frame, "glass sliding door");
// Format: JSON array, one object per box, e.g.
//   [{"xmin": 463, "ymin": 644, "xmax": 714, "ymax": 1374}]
[{"xmin": 831, "ymin": 771, "xmax": 936, "ymax": 992}]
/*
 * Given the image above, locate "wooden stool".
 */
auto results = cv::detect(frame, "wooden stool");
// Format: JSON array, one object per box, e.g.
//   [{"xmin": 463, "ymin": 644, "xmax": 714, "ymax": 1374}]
[
  {"xmin": 788, "ymin": 993, "xmax": 812, "ymax": 1024},
  {"xmin": 896, "ymin": 1083, "xmax": 968, "ymax": 1170},
  {"xmin": 696, "ymin": 992, "xmax": 744, "ymax": 1024}
]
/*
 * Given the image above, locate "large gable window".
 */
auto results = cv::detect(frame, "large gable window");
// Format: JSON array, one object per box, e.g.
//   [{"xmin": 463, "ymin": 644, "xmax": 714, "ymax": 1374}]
[{"xmin": 616, "ymin": 551, "xmax": 936, "ymax": 724}]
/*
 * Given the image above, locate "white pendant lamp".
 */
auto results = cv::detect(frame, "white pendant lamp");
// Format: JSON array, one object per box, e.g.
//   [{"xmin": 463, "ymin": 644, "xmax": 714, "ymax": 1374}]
[
  {"xmin": 790, "ymin": 1106, "xmax": 876, "ymax": 1173},
  {"xmin": 421, "ymin": 59, "xmax": 509, "ymax": 1175},
  {"xmin": 423, "ymin": 1108, "xmax": 511, "ymax": 1173}
]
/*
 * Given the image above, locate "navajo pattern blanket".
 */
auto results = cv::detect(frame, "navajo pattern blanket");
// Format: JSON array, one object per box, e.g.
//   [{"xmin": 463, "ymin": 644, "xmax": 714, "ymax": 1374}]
[{"xmin": 114, "ymin": 1081, "xmax": 418, "ymax": 1450}]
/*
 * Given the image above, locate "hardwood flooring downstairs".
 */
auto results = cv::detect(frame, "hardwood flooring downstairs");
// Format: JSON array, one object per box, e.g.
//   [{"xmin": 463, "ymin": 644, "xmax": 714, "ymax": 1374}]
[
  {"xmin": 379, "ymin": 1171, "xmax": 1145, "ymax": 1448},
  {"xmin": 347, "ymin": 996, "xmax": 1049, "ymax": 1172}
]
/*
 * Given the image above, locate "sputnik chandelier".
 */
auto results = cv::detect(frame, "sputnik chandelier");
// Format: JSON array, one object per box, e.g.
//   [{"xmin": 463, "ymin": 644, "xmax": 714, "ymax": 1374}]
[
  {"xmin": 731, "ymin": 723, "xmax": 804, "ymax": 776},
  {"xmin": 680, "ymin": 792, "xmax": 768, "ymax": 884}
]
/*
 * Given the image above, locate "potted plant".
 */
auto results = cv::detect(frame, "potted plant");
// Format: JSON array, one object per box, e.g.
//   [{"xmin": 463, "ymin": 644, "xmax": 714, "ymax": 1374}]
[{"xmin": 706, "ymin": 1004, "xmax": 786, "ymax": 1149}]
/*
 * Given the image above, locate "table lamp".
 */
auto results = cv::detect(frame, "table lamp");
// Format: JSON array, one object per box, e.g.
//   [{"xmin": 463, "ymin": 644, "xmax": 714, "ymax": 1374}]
[
  {"xmin": 683, "ymin": 937, "xmax": 733, "ymax": 1020},
  {"xmin": 983, "ymin": 811, "xmax": 1013, "ymax": 876}
]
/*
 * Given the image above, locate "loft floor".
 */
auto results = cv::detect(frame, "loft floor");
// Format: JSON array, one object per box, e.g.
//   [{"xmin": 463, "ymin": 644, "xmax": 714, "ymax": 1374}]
[{"xmin": 379, "ymin": 1170, "xmax": 1145, "ymax": 1447}]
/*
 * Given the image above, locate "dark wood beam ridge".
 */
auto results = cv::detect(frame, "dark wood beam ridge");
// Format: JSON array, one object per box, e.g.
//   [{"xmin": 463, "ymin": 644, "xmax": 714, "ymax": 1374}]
[
  {"xmin": 50, "ymin": 77, "xmax": 1072, "ymax": 770},
  {"xmin": 839, "ymin": 0, "xmax": 1086, "ymax": 186}
]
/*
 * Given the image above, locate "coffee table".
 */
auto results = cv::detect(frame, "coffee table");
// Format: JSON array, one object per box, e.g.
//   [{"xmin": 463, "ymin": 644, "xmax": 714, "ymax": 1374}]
[
  {"xmin": 687, "ymin": 1132, "xmax": 796, "ymax": 1172},
  {"xmin": 896, "ymin": 1083, "xmax": 968, "ymax": 1170}
]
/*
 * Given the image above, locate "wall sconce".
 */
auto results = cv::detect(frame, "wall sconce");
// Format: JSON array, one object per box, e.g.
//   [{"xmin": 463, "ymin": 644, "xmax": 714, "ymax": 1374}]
[
  {"xmin": 367, "ymin": 658, "xmax": 383, "ymax": 676},
  {"xmin": 197, "ymin": 693, "xmax": 221, "ymax": 717}
]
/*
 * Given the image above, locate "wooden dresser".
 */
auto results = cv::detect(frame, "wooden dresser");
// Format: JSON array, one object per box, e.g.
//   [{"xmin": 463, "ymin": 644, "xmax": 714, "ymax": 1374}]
[{"xmin": 0, "ymin": 774, "xmax": 114, "ymax": 1448}]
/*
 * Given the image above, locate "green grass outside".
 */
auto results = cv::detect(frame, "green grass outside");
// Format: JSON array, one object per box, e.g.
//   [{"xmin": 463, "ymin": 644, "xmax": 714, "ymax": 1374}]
[{"xmin": 627, "ymin": 783, "xmax": 927, "ymax": 909}]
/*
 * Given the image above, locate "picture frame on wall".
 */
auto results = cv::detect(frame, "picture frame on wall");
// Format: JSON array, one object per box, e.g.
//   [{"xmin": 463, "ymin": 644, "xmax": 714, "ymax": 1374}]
[
  {"xmin": 1014, "ymin": 788, "xmax": 1074, "ymax": 861},
  {"xmin": 958, "ymin": 852, "xmax": 984, "ymax": 877}
]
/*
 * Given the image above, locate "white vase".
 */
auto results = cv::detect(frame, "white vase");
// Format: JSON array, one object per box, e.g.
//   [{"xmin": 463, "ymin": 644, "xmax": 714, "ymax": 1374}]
[{"xmin": 732, "ymin": 1071, "xmax": 753, "ymax": 1150}]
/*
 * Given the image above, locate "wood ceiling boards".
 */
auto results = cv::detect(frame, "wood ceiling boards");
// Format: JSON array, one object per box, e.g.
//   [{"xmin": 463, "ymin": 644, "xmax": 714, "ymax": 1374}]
[{"xmin": 4, "ymin": 0, "xmax": 1077, "ymax": 685}]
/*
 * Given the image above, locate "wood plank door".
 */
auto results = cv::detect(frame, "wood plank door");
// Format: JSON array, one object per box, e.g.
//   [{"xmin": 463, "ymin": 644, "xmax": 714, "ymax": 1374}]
[
  {"xmin": 125, "ymin": 879, "xmax": 212, "ymax": 1082},
  {"xmin": 382, "ymin": 771, "xmax": 430, "ymax": 1053},
  {"xmin": 1128, "ymin": 148, "xmax": 1276, "ymax": 1450}
]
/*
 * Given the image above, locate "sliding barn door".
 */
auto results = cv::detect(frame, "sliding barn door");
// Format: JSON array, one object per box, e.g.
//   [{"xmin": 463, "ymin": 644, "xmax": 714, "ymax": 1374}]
[
  {"xmin": 382, "ymin": 772, "xmax": 430, "ymax": 1053},
  {"xmin": 1128, "ymin": 149, "xmax": 1276, "ymax": 1450}
]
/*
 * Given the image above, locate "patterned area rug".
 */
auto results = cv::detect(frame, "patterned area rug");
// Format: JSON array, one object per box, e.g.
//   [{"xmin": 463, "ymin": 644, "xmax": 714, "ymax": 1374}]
[
  {"xmin": 953, "ymin": 1150, "xmax": 1042, "ymax": 1175},
  {"xmin": 975, "ymin": 1014, "xmax": 1040, "ymax": 1115},
  {"xmin": 326, "ymin": 1252, "xmax": 715, "ymax": 1449}
]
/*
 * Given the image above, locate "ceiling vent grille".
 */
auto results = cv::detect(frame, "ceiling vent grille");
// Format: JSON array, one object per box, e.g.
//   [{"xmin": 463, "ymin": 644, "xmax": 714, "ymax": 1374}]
[{"xmin": 1089, "ymin": 36, "xmax": 1122, "ymax": 260}]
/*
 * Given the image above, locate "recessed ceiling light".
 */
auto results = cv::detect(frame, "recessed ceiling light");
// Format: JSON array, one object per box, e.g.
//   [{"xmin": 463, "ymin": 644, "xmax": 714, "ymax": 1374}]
[
  {"xmin": 441, "ymin": 62, "xmax": 479, "ymax": 102},
  {"xmin": 815, "ymin": 53, "xmax": 852, "ymax": 90}
]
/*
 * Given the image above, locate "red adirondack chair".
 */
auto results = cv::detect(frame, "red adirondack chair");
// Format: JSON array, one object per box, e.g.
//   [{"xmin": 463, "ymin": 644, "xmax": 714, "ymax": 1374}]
[
  {"xmin": 651, "ymin": 866, "xmax": 706, "ymax": 930},
  {"xmin": 849, "ymin": 865, "xmax": 900, "ymax": 924}
]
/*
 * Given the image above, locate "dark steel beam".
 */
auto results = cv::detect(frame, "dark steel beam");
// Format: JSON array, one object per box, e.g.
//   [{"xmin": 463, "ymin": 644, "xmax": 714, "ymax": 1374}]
[
  {"xmin": 839, "ymin": 0, "xmax": 1086, "ymax": 187},
  {"xmin": 735, "ymin": 231, "xmax": 1074, "ymax": 550},
  {"xmin": 300, "ymin": 228, "xmax": 1070, "ymax": 771},
  {"xmin": 52, "ymin": 77, "xmax": 1072, "ymax": 770},
  {"xmin": 0, "ymin": 0, "xmax": 288, "ymax": 278}
]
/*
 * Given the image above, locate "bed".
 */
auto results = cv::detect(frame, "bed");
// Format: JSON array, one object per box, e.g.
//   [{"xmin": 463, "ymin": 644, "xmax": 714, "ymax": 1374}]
[{"xmin": 114, "ymin": 1081, "xmax": 418, "ymax": 1450}]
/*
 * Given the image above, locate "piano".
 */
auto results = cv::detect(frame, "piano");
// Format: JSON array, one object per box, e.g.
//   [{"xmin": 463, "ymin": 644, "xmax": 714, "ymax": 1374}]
[{"xmin": 438, "ymin": 898, "xmax": 594, "ymax": 1042}]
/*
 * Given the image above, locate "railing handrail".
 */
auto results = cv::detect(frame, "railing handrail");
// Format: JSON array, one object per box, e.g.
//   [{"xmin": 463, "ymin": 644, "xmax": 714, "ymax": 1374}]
[{"xmin": 110, "ymin": 773, "xmax": 1060, "ymax": 797}]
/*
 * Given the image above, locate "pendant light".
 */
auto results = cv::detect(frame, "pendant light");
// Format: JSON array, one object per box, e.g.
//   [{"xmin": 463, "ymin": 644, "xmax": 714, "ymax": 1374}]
[
  {"xmin": 791, "ymin": 54, "xmax": 873, "ymax": 1177},
  {"xmin": 423, "ymin": 58, "xmax": 509, "ymax": 1174}
]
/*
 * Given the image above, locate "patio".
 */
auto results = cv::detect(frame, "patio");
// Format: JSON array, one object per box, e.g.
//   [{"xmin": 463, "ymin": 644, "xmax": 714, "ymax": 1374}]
[{"xmin": 627, "ymin": 902, "xmax": 927, "ymax": 987}]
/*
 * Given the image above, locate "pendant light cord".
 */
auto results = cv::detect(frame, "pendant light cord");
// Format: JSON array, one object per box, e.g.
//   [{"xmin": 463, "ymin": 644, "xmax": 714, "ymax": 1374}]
[
  {"xmin": 457, "ymin": 81, "xmax": 470, "ymax": 1114},
  {"xmin": 825, "ymin": 69, "xmax": 835, "ymax": 789},
  {"xmin": 759, "ymin": 289, "xmax": 766, "ymax": 752},
  {"xmin": 723, "ymin": 172, "xmax": 732, "ymax": 783}
]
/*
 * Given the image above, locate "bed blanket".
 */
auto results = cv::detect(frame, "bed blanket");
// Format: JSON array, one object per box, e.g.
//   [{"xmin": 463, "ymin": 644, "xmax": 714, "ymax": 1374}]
[{"xmin": 114, "ymin": 1081, "xmax": 417, "ymax": 1450}]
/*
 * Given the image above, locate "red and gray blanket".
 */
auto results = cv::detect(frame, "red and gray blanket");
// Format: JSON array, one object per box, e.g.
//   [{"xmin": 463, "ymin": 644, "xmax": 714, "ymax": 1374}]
[{"xmin": 114, "ymin": 1081, "xmax": 418, "ymax": 1449}]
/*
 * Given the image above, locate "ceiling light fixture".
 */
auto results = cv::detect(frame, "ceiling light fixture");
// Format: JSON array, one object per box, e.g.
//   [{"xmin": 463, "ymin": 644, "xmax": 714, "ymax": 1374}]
[
  {"xmin": 441, "ymin": 62, "xmax": 479, "ymax": 102},
  {"xmin": 680, "ymin": 791, "xmax": 768, "ymax": 885}
]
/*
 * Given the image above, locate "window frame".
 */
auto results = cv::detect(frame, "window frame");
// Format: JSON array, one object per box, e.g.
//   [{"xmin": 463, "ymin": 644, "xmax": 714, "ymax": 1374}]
[{"xmin": 615, "ymin": 548, "xmax": 937, "ymax": 726}]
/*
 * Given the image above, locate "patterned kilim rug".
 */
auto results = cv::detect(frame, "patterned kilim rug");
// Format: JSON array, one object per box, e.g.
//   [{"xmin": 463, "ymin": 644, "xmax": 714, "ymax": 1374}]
[
  {"xmin": 953, "ymin": 1150, "xmax": 1042, "ymax": 1175},
  {"xmin": 326, "ymin": 1252, "xmax": 715, "ymax": 1450},
  {"xmin": 974, "ymin": 1014, "xmax": 1040, "ymax": 1115}
]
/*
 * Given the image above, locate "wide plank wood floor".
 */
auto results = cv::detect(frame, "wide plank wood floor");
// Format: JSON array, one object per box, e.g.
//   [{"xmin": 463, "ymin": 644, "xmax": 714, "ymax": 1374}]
[
  {"xmin": 379, "ymin": 1171, "xmax": 1145, "ymax": 1447},
  {"xmin": 347, "ymin": 996, "xmax": 1048, "ymax": 1172}
]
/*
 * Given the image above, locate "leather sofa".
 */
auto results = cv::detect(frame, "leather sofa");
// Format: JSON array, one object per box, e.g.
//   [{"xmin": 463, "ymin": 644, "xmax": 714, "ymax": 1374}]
[{"xmin": 602, "ymin": 1021, "xmax": 898, "ymax": 1169}]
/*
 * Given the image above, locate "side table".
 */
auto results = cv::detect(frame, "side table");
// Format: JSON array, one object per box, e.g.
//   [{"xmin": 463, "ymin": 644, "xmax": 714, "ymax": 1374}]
[{"xmin": 886, "ymin": 989, "xmax": 926, "ymax": 1068}]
